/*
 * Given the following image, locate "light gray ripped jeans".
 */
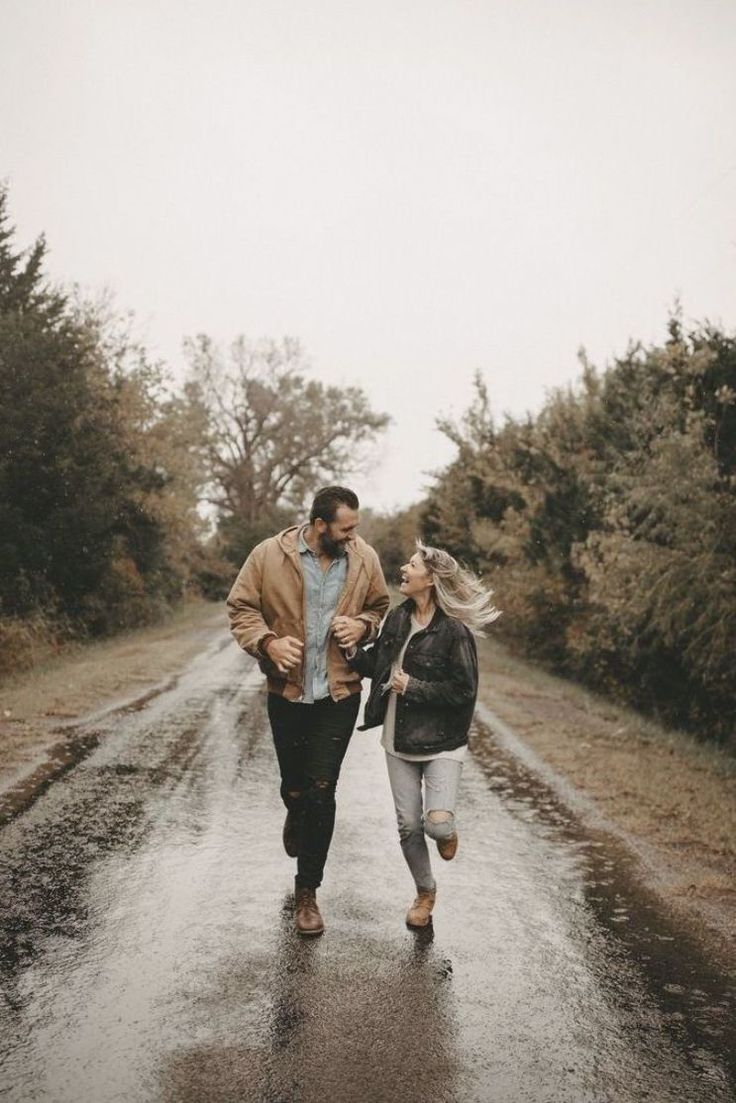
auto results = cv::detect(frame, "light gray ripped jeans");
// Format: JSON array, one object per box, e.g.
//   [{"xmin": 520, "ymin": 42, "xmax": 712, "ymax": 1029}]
[{"xmin": 385, "ymin": 753, "xmax": 462, "ymax": 893}]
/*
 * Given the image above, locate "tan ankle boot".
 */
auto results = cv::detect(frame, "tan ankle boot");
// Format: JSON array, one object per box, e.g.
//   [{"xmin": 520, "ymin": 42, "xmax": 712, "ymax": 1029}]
[
  {"xmin": 437, "ymin": 831, "xmax": 458, "ymax": 861},
  {"xmin": 294, "ymin": 883, "xmax": 325, "ymax": 936},
  {"xmin": 406, "ymin": 889, "xmax": 436, "ymax": 929}
]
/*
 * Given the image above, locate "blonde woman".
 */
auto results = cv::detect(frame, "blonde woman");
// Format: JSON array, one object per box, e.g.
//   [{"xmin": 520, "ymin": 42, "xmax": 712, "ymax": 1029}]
[{"xmin": 345, "ymin": 542, "xmax": 499, "ymax": 928}]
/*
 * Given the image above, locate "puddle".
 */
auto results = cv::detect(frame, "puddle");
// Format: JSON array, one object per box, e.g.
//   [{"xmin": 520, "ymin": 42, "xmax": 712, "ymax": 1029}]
[{"xmin": 470, "ymin": 714, "xmax": 736, "ymax": 1088}]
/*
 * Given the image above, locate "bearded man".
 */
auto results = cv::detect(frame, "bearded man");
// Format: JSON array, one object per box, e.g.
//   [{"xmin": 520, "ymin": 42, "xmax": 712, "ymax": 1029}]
[{"xmin": 227, "ymin": 486, "xmax": 389, "ymax": 935}]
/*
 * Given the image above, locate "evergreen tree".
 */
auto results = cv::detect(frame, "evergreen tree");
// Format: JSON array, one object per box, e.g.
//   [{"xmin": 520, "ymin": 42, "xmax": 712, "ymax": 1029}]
[
  {"xmin": 0, "ymin": 186, "xmax": 206, "ymax": 633},
  {"xmin": 424, "ymin": 320, "xmax": 736, "ymax": 744}
]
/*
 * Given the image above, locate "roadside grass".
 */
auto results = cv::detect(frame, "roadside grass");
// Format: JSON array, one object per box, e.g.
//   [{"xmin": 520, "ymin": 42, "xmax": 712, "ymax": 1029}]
[
  {"xmin": 0, "ymin": 598, "xmax": 224, "ymax": 780},
  {"xmin": 476, "ymin": 635, "xmax": 736, "ymax": 912},
  {"xmin": 0, "ymin": 610, "xmax": 72, "ymax": 676},
  {"xmin": 478, "ymin": 636, "xmax": 736, "ymax": 782}
]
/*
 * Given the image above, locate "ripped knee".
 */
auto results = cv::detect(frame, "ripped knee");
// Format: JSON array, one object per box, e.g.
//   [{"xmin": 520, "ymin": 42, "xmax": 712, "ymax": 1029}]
[
  {"xmin": 304, "ymin": 778, "xmax": 336, "ymax": 807},
  {"xmin": 282, "ymin": 786, "xmax": 303, "ymax": 811},
  {"xmin": 424, "ymin": 810, "xmax": 455, "ymax": 840},
  {"xmin": 427, "ymin": 810, "xmax": 452, "ymax": 823}
]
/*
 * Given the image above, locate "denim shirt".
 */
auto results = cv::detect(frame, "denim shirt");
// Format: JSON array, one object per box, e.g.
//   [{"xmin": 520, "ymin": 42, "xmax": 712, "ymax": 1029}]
[{"xmin": 298, "ymin": 529, "xmax": 348, "ymax": 702}]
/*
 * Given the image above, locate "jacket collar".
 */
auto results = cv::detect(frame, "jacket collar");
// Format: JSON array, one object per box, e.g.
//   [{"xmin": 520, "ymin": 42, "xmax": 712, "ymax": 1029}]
[
  {"xmin": 398, "ymin": 598, "xmax": 446, "ymax": 634},
  {"xmin": 275, "ymin": 526, "xmax": 304, "ymax": 577},
  {"xmin": 275, "ymin": 525, "xmax": 369, "ymax": 593},
  {"xmin": 276, "ymin": 524, "xmax": 370, "ymax": 562}
]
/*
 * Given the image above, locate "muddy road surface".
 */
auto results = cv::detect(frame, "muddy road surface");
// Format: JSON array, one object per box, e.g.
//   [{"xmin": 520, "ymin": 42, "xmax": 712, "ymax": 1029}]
[{"xmin": 1, "ymin": 631, "xmax": 735, "ymax": 1102}]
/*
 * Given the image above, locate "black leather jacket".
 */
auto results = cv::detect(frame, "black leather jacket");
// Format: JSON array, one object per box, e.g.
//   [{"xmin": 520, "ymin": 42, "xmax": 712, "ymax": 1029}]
[{"xmin": 349, "ymin": 600, "xmax": 478, "ymax": 755}]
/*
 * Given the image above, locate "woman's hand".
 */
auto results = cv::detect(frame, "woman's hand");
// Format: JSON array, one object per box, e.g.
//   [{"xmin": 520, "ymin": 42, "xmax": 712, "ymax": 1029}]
[{"xmin": 390, "ymin": 669, "xmax": 410, "ymax": 695}]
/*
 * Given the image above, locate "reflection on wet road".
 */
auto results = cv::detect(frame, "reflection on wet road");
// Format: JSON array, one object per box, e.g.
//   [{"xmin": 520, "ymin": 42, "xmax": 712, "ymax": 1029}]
[{"xmin": 1, "ymin": 631, "xmax": 734, "ymax": 1101}]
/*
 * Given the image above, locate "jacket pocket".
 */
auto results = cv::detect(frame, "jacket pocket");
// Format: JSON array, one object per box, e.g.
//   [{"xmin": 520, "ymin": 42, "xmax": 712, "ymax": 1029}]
[{"xmin": 409, "ymin": 654, "xmax": 445, "ymax": 677}]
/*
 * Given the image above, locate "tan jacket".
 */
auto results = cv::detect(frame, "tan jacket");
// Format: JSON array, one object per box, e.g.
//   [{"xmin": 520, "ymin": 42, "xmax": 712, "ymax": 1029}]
[{"xmin": 226, "ymin": 525, "xmax": 390, "ymax": 701}]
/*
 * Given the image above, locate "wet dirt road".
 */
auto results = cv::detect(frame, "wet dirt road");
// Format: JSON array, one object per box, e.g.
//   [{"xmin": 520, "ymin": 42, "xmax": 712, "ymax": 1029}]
[{"xmin": 1, "ymin": 631, "xmax": 735, "ymax": 1102}]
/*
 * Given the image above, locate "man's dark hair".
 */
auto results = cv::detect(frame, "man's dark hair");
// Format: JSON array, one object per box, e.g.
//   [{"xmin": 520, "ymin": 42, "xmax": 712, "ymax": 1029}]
[{"xmin": 310, "ymin": 486, "xmax": 359, "ymax": 523}]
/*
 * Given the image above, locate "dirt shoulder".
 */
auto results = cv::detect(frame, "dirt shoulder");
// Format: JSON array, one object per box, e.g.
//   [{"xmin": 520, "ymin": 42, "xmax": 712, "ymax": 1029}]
[
  {"xmin": 477, "ymin": 638, "xmax": 736, "ymax": 964},
  {"xmin": 0, "ymin": 599, "xmax": 224, "ymax": 787}
]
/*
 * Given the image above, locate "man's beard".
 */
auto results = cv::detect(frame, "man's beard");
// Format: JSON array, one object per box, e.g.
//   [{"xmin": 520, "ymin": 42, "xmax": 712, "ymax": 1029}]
[{"xmin": 319, "ymin": 531, "xmax": 348, "ymax": 558}]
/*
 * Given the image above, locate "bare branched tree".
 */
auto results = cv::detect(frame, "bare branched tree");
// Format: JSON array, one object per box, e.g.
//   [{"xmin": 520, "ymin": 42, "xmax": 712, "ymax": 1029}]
[{"xmin": 185, "ymin": 335, "xmax": 390, "ymax": 530}]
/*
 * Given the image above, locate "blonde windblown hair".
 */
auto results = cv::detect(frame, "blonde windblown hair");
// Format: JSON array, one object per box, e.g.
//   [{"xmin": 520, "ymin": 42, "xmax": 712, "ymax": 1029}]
[{"xmin": 415, "ymin": 540, "xmax": 500, "ymax": 636}]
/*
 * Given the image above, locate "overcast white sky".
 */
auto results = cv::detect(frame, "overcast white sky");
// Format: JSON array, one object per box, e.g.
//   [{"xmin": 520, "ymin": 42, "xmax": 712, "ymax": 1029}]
[{"xmin": 2, "ymin": 0, "xmax": 735, "ymax": 509}]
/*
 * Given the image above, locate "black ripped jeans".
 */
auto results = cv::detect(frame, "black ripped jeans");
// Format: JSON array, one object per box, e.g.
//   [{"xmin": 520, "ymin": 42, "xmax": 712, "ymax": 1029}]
[{"xmin": 267, "ymin": 693, "xmax": 361, "ymax": 889}]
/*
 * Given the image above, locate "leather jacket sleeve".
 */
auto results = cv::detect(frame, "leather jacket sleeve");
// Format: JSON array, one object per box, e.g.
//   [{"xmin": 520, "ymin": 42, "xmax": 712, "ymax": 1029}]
[
  {"xmin": 226, "ymin": 543, "xmax": 277, "ymax": 658},
  {"xmin": 347, "ymin": 603, "xmax": 399, "ymax": 678},
  {"xmin": 347, "ymin": 642, "xmax": 379, "ymax": 679}
]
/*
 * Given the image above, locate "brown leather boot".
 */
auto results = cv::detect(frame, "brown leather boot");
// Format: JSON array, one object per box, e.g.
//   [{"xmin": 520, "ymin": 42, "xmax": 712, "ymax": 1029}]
[
  {"xmin": 406, "ymin": 889, "xmax": 436, "ymax": 929},
  {"xmin": 437, "ymin": 831, "xmax": 458, "ymax": 861},
  {"xmin": 294, "ymin": 883, "xmax": 325, "ymax": 936}
]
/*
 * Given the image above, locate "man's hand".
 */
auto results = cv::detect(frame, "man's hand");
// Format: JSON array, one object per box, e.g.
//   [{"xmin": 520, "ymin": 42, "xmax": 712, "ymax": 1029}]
[
  {"xmin": 264, "ymin": 636, "xmax": 304, "ymax": 674},
  {"xmin": 390, "ymin": 669, "xmax": 410, "ymax": 695},
  {"xmin": 331, "ymin": 616, "xmax": 368, "ymax": 649}
]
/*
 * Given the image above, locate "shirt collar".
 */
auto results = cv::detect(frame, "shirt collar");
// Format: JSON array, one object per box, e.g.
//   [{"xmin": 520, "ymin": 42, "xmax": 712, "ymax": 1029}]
[
  {"xmin": 298, "ymin": 526, "xmax": 315, "ymax": 556},
  {"xmin": 298, "ymin": 525, "xmax": 350, "ymax": 565}
]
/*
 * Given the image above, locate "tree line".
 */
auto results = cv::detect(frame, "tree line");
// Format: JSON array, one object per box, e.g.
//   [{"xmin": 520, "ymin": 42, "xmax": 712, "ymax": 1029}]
[
  {"xmin": 420, "ymin": 320, "xmax": 736, "ymax": 745},
  {"xmin": 0, "ymin": 187, "xmax": 388, "ymax": 669},
  {"xmin": 3, "ymin": 184, "xmax": 734, "ymax": 748}
]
